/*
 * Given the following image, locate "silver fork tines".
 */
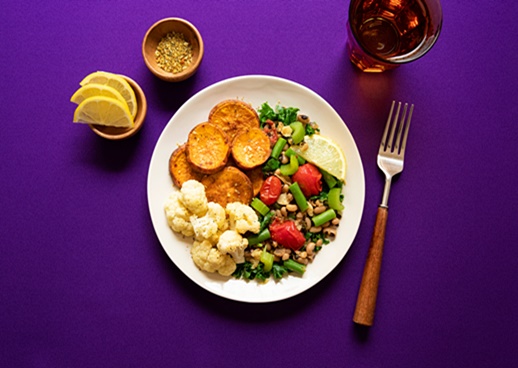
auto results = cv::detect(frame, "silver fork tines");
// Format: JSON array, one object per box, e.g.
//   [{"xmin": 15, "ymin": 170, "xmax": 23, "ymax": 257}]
[
  {"xmin": 381, "ymin": 101, "xmax": 414, "ymax": 156},
  {"xmin": 379, "ymin": 101, "xmax": 414, "ymax": 208}
]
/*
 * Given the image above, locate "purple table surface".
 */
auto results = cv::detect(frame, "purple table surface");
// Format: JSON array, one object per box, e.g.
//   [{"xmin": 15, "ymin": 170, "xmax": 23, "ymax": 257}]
[{"xmin": 1, "ymin": 1, "xmax": 517, "ymax": 367}]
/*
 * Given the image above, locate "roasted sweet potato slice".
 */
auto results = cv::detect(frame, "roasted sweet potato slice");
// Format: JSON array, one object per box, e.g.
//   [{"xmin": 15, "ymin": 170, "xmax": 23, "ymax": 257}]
[
  {"xmin": 186, "ymin": 122, "xmax": 230, "ymax": 174},
  {"xmin": 169, "ymin": 144, "xmax": 204, "ymax": 188},
  {"xmin": 202, "ymin": 166, "xmax": 253, "ymax": 207},
  {"xmin": 208, "ymin": 100, "xmax": 260, "ymax": 141},
  {"xmin": 244, "ymin": 166, "xmax": 264, "ymax": 197},
  {"xmin": 231, "ymin": 127, "xmax": 271, "ymax": 170}
]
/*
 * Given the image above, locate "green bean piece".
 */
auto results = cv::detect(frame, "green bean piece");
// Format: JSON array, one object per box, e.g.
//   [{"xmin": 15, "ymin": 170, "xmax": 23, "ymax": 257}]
[
  {"xmin": 262, "ymin": 157, "xmax": 280, "ymax": 172},
  {"xmin": 322, "ymin": 170, "xmax": 338, "ymax": 189},
  {"xmin": 290, "ymin": 122, "xmax": 305, "ymax": 144},
  {"xmin": 280, "ymin": 154, "xmax": 299, "ymax": 176},
  {"xmin": 312, "ymin": 209, "xmax": 336, "ymax": 227},
  {"xmin": 248, "ymin": 228, "xmax": 271, "ymax": 246},
  {"xmin": 285, "ymin": 147, "xmax": 306, "ymax": 165},
  {"xmin": 284, "ymin": 259, "xmax": 306, "ymax": 275},
  {"xmin": 259, "ymin": 211, "xmax": 274, "ymax": 232},
  {"xmin": 284, "ymin": 147, "xmax": 296, "ymax": 157},
  {"xmin": 271, "ymin": 137, "xmax": 287, "ymax": 159},
  {"xmin": 260, "ymin": 251, "xmax": 274, "ymax": 272},
  {"xmin": 251, "ymin": 198, "xmax": 270, "ymax": 216},
  {"xmin": 328, "ymin": 187, "xmax": 344, "ymax": 211},
  {"xmin": 289, "ymin": 182, "xmax": 309, "ymax": 212}
]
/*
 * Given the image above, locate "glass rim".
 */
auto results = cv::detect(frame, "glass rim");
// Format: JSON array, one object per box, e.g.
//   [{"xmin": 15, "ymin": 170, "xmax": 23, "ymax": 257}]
[{"xmin": 347, "ymin": 0, "xmax": 443, "ymax": 65}]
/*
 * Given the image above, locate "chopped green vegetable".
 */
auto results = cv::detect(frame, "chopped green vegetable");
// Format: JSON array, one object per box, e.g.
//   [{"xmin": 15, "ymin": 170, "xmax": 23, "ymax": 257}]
[
  {"xmin": 310, "ymin": 190, "xmax": 328, "ymax": 203},
  {"xmin": 285, "ymin": 147, "xmax": 306, "ymax": 165},
  {"xmin": 312, "ymin": 209, "xmax": 337, "ymax": 227},
  {"xmin": 290, "ymin": 122, "xmax": 305, "ymax": 144},
  {"xmin": 262, "ymin": 157, "xmax": 280, "ymax": 172},
  {"xmin": 305, "ymin": 231, "xmax": 329, "ymax": 247},
  {"xmin": 232, "ymin": 262, "xmax": 249, "ymax": 279},
  {"xmin": 258, "ymin": 102, "xmax": 277, "ymax": 124},
  {"xmin": 289, "ymin": 182, "xmax": 309, "ymax": 212},
  {"xmin": 285, "ymin": 147, "xmax": 296, "ymax": 156},
  {"xmin": 233, "ymin": 261, "xmax": 288, "ymax": 281},
  {"xmin": 259, "ymin": 212, "xmax": 274, "ymax": 232},
  {"xmin": 257, "ymin": 103, "xmax": 299, "ymax": 126},
  {"xmin": 328, "ymin": 187, "xmax": 344, "ymax": 211},
  {"xmin": 271, "ymin": 137, "xmax": 287, "ymax": 159},
  {"xmin": 280, "ymin": 154, "xmax": 299, "ymax": 176},
  {"xmin": 305, "ymin": 124, "xmax": 318, "ymax": 135},
  {"xmin": 284, "ymin": 259, "xmax": 306, "ymax": 275},
  {"xmin": 260, "ymin": 251, "xmax": 274, "ymax": 272},
  {"xmin": 272, "ymin": 263, "xmax": 288, "ymax": 279},
  {"xmin": 251, "ymin": 198, "xmax": 270, "ymax": 216},
  {"xmin": 276, "ymin": 106, "xmax": 299, "ymax": 124},
  {"xmin": 248, "ymin": 228, "xmax": 271, "ymax": 246},
  {"xmin": 232, "ymin": 262, "xmax": 268, "ymax": 281},
  {"xmin": 322, "ymin": 170, "xmax": 338, "ymax": 189},
  {"xmin": 255, "ymin": 265, "xmax": 269, "ymax": 281}
]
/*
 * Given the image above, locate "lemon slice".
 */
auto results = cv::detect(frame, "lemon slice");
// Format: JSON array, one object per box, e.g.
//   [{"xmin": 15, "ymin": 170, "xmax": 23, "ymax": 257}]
[
  {"xmin": 70, "ymin": 83, "xmax": 127, "ymax": 106},
  {"xmin": 73, "ymin": 96, "xmax": 134, "ymax": 128},
  {"xmin": 291, "ymin": 134, "xmax": 347, "ymax": 182},
  {"xmin": 79, "ymin": 71, "xmax": 137, "ymax": 118}
]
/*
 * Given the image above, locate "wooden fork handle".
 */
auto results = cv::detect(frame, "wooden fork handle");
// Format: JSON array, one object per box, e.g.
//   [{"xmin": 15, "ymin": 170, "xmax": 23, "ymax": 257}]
[{"xmin": 353, "ymin": 206, "xmax": 388, "ymax": 326}]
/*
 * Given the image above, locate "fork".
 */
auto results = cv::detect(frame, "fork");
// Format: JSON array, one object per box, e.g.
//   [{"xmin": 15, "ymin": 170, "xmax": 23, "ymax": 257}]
[{"xmin": 353, "ymin": 101, "xmax": 414, "ymax": 326}]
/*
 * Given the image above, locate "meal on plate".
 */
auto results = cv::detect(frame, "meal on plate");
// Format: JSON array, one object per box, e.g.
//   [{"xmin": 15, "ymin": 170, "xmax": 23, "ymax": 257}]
[{"xmin": 164, "ymin": 99, "xmax": 347, "ymax": 281}]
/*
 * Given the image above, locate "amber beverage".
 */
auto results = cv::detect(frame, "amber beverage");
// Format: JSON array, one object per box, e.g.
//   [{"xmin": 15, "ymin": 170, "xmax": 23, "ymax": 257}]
[{"xmin": 346, "ymin": 0, "xmax": 443, "ymax": 72}]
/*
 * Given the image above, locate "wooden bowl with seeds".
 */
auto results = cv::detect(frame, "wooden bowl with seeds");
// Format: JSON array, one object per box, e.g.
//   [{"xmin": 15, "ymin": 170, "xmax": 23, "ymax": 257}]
[{"xmin": 142, "ymin": 18, "xmax": 204, "ymax": 82}]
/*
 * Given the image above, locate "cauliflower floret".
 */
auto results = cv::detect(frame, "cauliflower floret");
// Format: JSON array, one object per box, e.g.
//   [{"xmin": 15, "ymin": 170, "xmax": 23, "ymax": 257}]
[
  {"xmin": 191, "ymin": 240, "xmax": 236, "ymax": 276},
  {"xmin": 190, "ymin": 214, "xmax": 219, "ymax": 243},
  {"xmin": 225, "ymin": 202, "xmax": 260, "ymax": 234},
  {"xmin": 216, "ymin": 254, "xmax": 237, "ymax": 276},
  {"xmin": 164, "ymin": 191, "xmax": 194, "ymax": 237},
  {"xmin": 180, "ymin": 180, "xmax": 208, "ymax": 217},
  {"xmin": 190, "ymin": 202, "xmax": 228, "ymax": 243},
  {"xmin": 207, "ymin": 202, "xmax": 228, "ymax": 232},
  {"xmin": 217, "ymin": 230, "xmax": 248, "ymax": 264}
]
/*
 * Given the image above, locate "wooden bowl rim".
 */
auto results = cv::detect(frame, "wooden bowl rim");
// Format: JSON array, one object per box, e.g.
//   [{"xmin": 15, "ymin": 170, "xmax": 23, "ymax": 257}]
[
  {"xmin": 142, "ymin": 17, "xmax": 204, "ymax": 82},
  {"xmin": 88, "ymin": 75, "xmax": 147, "ymax": 140}
]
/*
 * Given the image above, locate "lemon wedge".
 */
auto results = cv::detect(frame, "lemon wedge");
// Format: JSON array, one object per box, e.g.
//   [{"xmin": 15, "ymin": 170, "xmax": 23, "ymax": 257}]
[
  {"xmin": 73, "ymin": 96, "xmax": 134, "ymax": 128},
  {"xmin": 291, "ymin": 134, "xmax": 347, "ymax": 182},
  {"xmin": 70, "ymin": 83, "xmax": 127, "ymax": 106},
  {"xmin": 79, "ymin": 71, "xmax": 137, "ymax": 118}
]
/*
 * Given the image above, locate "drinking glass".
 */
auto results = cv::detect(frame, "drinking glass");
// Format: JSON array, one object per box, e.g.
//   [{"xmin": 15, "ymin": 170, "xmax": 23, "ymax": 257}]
[{"xmin": 346, "ymin": 0, "xmax": 443, "ymax": 72}]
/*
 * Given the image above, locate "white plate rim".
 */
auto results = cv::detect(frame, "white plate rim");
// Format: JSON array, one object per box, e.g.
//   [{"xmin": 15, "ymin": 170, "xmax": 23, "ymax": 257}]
[{"xmin": 147, "ymin": 74, "xmax": 365, "ymax": 303}]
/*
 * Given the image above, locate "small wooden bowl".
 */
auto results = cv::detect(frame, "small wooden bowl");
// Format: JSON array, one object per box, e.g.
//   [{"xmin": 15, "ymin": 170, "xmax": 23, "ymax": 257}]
[
  {"xmin": 89, "ymin": 75, "xmax": 147, "ymax": 140},
  {"xmin": 142, "ymin": 18, "xmax": 204, "ymax": 82}
]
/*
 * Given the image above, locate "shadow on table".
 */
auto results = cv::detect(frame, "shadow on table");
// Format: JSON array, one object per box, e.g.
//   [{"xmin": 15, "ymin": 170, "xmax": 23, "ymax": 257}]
[
  {"xmin": 148, "ymin": 71, "xmax": 202, "ymax": 113},
  {"xmin": 158, "ymin": 255, "xmax": 347, "ymax": 324},
  {"xmin": 71, "ymin": 126, "xmax": 144, "ymax": 173},
  {"xmin": 352, "ymin": 322, "xmax": 371, "ymax": 341}
]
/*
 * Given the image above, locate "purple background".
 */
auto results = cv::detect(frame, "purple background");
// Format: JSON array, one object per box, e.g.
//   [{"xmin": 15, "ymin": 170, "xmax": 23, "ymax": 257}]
[{"xmin": 1, "ymin": 1, "xmax": 517, "ymax": 367}]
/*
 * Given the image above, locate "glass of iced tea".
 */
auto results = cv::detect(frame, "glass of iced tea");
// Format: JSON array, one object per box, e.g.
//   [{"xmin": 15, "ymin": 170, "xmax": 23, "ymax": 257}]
[{"xmin": 346, "ymin": 0, "xmax": 443, "ymax": 72}]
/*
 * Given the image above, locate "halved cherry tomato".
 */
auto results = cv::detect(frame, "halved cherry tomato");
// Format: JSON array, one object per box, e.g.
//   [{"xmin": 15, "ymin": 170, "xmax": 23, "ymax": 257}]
[
  {"xmin": 269, "ymin": 218, "xmax": 306, "ymax": 251},
  {"xmin": 259, "ymin": 175, "xmax": 282, "ymax": 206},
  {"xmin": 292, "ymin": 163, "xmax": 322, "ymax": 197}
]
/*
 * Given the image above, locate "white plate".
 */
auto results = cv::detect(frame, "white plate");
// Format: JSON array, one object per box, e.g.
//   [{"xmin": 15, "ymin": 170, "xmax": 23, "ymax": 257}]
[{"xmin": 147, "ymin": 75, "xmax": 365, "ymax": 303}]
